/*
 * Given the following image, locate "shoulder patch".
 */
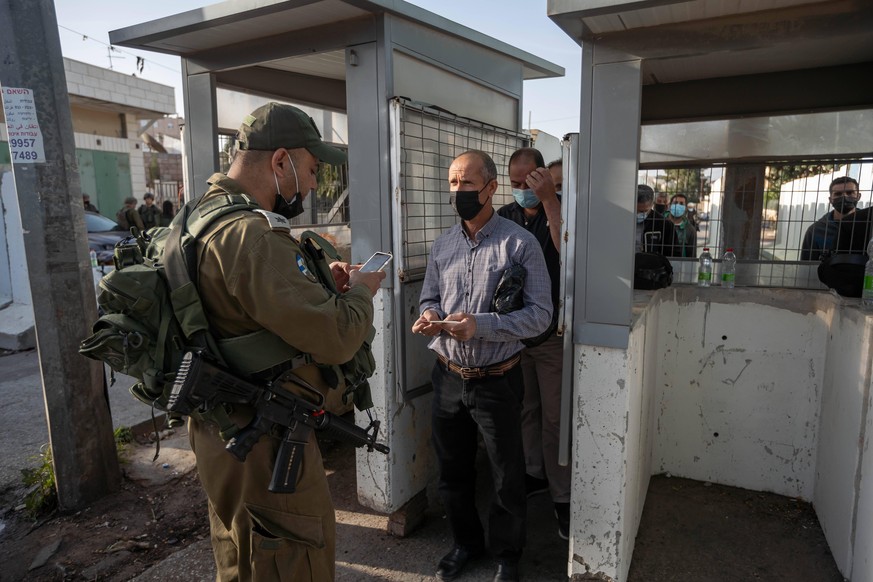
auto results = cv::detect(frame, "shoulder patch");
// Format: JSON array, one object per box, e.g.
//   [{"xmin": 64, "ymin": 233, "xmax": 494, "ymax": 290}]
[
  {"xmin": 296, "ymin": 254, "xmax": 318, "ymax": 282},
  {"xmin": 252, "ymin": 209, "xmax": 291, "ymax": 233}
]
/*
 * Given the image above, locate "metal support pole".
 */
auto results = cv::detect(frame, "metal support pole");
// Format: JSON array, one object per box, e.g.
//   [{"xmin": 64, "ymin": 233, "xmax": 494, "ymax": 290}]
[{"xmin": 0, "ymin": 0, "xmax": 120, "ymax": 509}]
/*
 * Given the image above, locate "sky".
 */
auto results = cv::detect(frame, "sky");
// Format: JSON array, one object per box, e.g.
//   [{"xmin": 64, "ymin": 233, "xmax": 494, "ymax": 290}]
[{"xmin": 51, "ymin": 0, "xmax": 582, "ymax": 139}]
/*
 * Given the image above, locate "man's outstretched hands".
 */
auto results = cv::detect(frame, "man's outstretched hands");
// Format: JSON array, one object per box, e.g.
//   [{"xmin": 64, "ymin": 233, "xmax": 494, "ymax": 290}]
[{"xmin": 412, "ymin": 310, "xmax": 477, "ymax": 341}]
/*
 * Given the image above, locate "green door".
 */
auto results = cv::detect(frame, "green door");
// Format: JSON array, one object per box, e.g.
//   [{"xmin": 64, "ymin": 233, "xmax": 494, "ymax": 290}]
[{"xmin": 77, "ymin": 149, "xmax": 132, "ymax": 217}]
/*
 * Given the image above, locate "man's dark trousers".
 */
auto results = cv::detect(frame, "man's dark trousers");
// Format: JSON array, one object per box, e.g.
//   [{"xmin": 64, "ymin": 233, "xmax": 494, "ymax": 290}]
[{"xmin": 431, "ymin": 360, "xmax": 527, "ymax": 560}]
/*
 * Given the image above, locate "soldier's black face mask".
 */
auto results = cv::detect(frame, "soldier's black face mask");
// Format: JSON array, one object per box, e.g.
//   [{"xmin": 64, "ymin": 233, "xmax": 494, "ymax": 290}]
[
  {"xmin": 272, "ymin": 154, "xmax": 312, "ymax": 219},
  {"xmin": 450, "ymin": 185, "xmax": 490, "ymax": 221}
]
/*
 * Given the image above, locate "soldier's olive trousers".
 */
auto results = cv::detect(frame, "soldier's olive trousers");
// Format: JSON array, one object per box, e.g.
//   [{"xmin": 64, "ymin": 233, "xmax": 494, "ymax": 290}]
[{"xmin": 189, "ymin": 411, "xmax": 336, "ymax": 582}]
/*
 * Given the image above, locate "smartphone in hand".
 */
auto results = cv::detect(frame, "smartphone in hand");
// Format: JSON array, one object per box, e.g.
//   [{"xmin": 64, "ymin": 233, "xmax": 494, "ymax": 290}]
[{"xmin": 359, "ymin": 252, "xmax": 393, "ymax": 273}]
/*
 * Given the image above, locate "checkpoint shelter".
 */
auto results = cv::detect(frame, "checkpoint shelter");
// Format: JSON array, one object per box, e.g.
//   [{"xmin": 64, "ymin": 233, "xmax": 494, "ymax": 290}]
[
  {"xmin": 550, "ymin": 1, "xmax": 873, "ymax": 580},
  {"xmin": 110, "ymin": 0, "xmax": 563, "ymax": 534}
]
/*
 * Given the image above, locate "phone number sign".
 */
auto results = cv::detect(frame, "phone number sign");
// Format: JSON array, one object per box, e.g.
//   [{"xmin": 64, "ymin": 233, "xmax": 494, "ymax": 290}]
[{"xmin": 2, "ymin": 86, "xmax": 46, "ymax": 164}]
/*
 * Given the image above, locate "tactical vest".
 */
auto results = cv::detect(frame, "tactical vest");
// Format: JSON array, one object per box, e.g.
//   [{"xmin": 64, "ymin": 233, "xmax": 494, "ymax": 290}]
[
  {"xmin": 81, "ymin": 193, "xmax": 375, "ymax": 441},
  {"xmin": 172, "ymin": 193, "xmax": 376, "ymax": 410}
]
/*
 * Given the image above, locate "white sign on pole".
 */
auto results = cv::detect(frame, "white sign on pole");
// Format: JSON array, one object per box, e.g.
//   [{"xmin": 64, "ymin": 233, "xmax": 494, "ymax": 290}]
[{"xmin": 1, "ymin": 86, "xmax": 47, "ymax": 164}]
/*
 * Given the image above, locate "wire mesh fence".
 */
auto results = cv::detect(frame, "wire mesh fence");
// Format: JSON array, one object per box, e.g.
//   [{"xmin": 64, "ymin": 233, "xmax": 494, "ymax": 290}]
[
  {"xmin": 394, "ymin": 99, "xmax": 529, "ymax": 280},
  {"xmin": 638, "ymin": 158, "xmax": 873, "ymax": 287}
]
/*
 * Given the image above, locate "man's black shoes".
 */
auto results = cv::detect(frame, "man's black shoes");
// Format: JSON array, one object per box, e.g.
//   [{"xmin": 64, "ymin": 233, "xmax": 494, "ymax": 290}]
[
  {"xmin": 493, "ymin": 560, "xmax": 520, "ymax": 581},
  {"xmin": 436, "ymin": 545, "xmax": 483, "ymax": 581},
  {"xmin": 525, "ymin": 474, "xmax": 549, "ymax": 498}
]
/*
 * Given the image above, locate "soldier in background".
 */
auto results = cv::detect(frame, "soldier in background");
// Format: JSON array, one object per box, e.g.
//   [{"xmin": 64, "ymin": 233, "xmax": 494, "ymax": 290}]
[
  {"xmin": 115, "ymin": 196, "xmax": 145, "ymax": 233},
  {"xmin": 138, "ymin": 192, "xmax": 161, "ymax": 231},
  {"xmin": 83, "ymin": 194, "xmax": 99, "ymax": 213}
]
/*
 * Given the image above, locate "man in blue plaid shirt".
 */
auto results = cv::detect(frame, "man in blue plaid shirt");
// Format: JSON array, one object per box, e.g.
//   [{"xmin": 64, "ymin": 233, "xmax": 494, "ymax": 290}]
[{"xmin": 412, "ymin": 150, "xmax": 552, "ymax": 582}]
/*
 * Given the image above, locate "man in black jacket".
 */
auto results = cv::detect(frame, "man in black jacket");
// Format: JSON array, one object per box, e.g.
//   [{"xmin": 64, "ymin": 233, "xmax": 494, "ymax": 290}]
[
  {"xmin": 637, "ymin": 185, "xmax": 676, "ymax": 254},
  {"xmin": 498, "ymin": 147, "xmax": 571, "ymax": 541}
]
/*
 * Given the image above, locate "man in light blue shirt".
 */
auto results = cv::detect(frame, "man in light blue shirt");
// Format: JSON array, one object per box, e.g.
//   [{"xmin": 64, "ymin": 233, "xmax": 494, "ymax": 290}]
[{"xmin": 413, "ymin": 150, "xmax": 552, "ymax": 582}]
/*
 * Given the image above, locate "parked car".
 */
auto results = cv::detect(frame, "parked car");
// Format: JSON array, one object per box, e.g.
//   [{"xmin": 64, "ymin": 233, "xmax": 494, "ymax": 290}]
[{"xmin": 86, "ymin": 211, "xmax": 126, "ymax": 265}]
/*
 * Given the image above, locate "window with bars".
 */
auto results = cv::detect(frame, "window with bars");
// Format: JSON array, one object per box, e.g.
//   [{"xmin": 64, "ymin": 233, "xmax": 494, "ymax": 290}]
[
  {"xmin": 638, "ymin": 159, "xmax": 873, "ymax": 287},
  {"xmin": 394, "ymin": 100, "xmax": 529, "ymax": 280}
]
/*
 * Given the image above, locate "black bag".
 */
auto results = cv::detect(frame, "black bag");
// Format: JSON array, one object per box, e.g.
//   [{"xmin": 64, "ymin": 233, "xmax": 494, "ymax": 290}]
[
  {"xmin": 634, "ymin": 252, "xmax": 673, "ymax": 290},
  {"xmin": 817, "ymin": 253, "xmax": 867, "ymax": 298},
  {"xmin": 490, "ymin": 265, "xmax": 558, "ymax": 348},
  {"xmin": 491, "ymin": 265, "xmax": 526, "ymax": 314}
]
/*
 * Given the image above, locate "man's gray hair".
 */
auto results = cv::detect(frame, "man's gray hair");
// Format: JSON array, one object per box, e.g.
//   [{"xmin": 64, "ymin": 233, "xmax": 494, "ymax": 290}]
[{"xmin": 458, "ymin": 150, "xmax": 497, "ymax": 184}]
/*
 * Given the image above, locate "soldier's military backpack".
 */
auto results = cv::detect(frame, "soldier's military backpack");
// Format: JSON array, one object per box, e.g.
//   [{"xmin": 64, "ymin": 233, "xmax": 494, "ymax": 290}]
[{"xmin": 79, "ymin": 194, "xmax": 377, "ymax": 431}]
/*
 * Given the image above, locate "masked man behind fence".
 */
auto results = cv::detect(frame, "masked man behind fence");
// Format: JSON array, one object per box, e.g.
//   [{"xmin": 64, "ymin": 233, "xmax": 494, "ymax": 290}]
[
  {"xmin": 189, "ymin": 102, "xmax": 385, "ymax": 581},
  {"xmin": 413, "ymin": 150, "xmax": 552, "ymax": 582},
  {"xmin": 801, "ymin": 176, "xmax": 871, "ymax": 261}
]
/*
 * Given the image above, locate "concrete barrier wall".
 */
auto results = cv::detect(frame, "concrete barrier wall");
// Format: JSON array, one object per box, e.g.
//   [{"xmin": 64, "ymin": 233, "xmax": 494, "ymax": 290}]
[
  {"xmin": 852, "ymin": 370, "xmax": 873, "ymax": 581},
  {"xmin": 570, "ymin": 320, "xmax": 649, "ymax": 580},
  {"xmin": 814, "ymin": 307, "xmax": 873, "ymax": 578},
  {"xmin": 570, "ymin": 287, "xmax": 873, "ymax": 581},
  {"xmin": 653, "ymin": 288, "xmax": 828, "ymax": 499},
  {"xmin": 356, "ymin": 287, "xmax": 436, "ymax": 513}
]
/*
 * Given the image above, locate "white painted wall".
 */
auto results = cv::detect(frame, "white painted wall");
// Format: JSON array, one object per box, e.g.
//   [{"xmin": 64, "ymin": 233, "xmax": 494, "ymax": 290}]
[
  {"xmin": 853, "ymin": 375, "xmax": 873, "ymax": 581},
  {"xmin": 815, "ymin": 307, "xmax": 873, "ymax": 578},
  {"xmin": 0, "ymin": 170, "xmax": 36, "ymax": 349},
  {"xmin": 653, "ymin": 289, "xmax": 827, "ymax": 499},
  {"xmin": 572, "ymin": 287, "xmax": 873, "ymax": 582},
  {"xmin": 64, "ymin": 58, "xmax": 175, "ymax": 116},
  {"xmin": 569, "ymin": 336, "xmax": 638, "ymax": 579},
  {"xmin": 355, "ymin": 286, "xmax": 436, "ymax": 512}
]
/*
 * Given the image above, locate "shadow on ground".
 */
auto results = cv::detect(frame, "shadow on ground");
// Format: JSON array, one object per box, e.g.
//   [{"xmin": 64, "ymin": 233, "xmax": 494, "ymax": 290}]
[{"xmin": 628, "ymin": 475, "xmax": 845, "ymax": 582}]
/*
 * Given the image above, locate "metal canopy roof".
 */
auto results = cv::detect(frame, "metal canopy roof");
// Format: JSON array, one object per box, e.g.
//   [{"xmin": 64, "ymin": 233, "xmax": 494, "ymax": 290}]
[
  {"xmin": 547, "ymin": 0, "xmax": 872, "ymax": 85},
  {"xmin": 548, "ymin": 0, "xmax": 873, "ymax": 121},
  {"xmin": 109, "ymin": 0, "xmax": 564, "ymax": 81}
]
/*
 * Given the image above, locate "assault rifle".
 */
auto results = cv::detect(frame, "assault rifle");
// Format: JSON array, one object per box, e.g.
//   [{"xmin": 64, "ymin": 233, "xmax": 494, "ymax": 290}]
[{"xmin": 167, "ymin": 351, "xmax": 389, "ymax": 493}]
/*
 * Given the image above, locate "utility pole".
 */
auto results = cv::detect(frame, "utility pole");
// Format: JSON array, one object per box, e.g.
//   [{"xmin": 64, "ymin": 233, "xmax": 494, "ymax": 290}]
[{"xmin": 0, "ymin": 0, "xmax": 120, "ymax": 508}]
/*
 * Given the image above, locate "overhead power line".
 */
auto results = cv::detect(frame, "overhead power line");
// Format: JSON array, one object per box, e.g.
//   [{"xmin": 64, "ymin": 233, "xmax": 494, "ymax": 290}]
[{"xmin": 57, "ymin": 24, "xmax": 180, "ymax": 75}]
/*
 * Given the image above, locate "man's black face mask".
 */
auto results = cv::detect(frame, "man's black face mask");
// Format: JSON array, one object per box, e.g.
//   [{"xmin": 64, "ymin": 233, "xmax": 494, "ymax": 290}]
[
  {"xmin": 450, "ymin": 185, "xmax": 489, "ymax": 221},
  {"xmin": 831, "ymin": 194, "xmax": 858, "ymax": 214}
]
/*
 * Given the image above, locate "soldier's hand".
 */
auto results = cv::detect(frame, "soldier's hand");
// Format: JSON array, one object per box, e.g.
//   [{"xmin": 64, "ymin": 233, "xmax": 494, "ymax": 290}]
[
  {"xmin": 348, "ymin": 268, "xmax": 385, "ymax": 296},
  {"xmin": 412, "ymin": 309, "xmax": 443, "ymax": 337},
  {"xmin": 330, "ymin": 261, "xmax": 352, "ymax": 292}
]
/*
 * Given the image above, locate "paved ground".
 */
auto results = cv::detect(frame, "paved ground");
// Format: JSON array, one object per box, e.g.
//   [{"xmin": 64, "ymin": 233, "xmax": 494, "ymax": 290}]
[
  {"xmin": 0, "ymin": 350, "xmax": 570, "ymax": 581},
  {"xmin": 0, "ymin": 349, "xmax": 848, "ymax": 581},
  {"xmin": 0, "ymin": 349, "xmax": 144, "ymax": 489}
]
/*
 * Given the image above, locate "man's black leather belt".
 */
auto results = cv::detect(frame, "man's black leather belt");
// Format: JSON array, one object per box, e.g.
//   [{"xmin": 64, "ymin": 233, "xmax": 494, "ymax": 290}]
[{"xmin": 437, "ymin": 353, "xmax": 521, "ymax": 380}]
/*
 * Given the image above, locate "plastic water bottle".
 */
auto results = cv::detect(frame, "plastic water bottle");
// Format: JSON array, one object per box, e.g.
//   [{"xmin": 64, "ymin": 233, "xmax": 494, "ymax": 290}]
[
  {"xmin": 721, "ymin": 248, "xmax": 737, "ymax": 289},
  {"xmin": 698, "ymin": 248, "xmax": 713, "ymax": 287},
  {"xmin": 863, "ymin": 239, "xmax": 873, "ymax": 310},
  {"xmin": 89, "ymin": 249, "xmax": 98, "ymax": 268}
]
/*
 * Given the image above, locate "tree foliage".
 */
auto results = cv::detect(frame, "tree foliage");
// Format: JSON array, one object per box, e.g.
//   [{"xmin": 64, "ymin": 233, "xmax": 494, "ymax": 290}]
[
  {"xmin": 657, "ymin": 169, "xmax": 711, "ymax": 203},
  {"xmin": 763, "ymin": 163, "xmax": 838, "ymax": 207}
]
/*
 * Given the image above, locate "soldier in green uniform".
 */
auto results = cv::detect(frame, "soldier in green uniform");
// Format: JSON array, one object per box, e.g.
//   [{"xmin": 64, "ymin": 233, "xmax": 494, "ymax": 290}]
[
  {"xmin": 189, "ymin": 102, "xmax": 385, "ymax": 581},
  {"xmin": 138, "ymin": 192, "xmax": 161, "ymax": 231},
  {"xmin": 116, "ymin": 196, "xmax": 145, "ymax": 232}
]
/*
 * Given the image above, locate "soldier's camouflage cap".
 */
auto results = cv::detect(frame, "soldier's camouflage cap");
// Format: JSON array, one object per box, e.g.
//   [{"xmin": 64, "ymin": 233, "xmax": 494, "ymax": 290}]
[{"xmin": 236, "ymin": 102, "xmax": 346, "ymax": 166}]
